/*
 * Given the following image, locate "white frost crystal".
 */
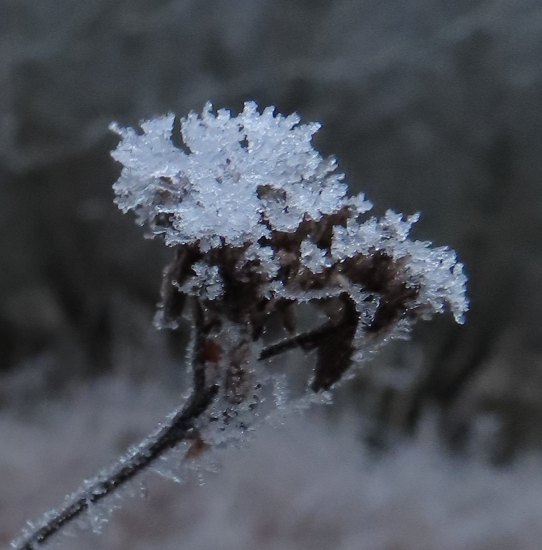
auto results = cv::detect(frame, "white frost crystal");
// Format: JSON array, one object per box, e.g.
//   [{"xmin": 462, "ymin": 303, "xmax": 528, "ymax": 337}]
[
  {"xmin": 111, "ymin": 102, "xmax": 349, "ymax": 250},
  {"xmin": 177, "ymin": 261, "xmax": 223, "ymax": 301},
  {"xmin": 300, "ymin": 239, "xmax": 332, "ymax": 274}
]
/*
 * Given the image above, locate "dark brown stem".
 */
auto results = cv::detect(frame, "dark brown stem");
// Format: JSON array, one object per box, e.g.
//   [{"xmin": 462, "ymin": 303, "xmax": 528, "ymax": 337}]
[
  {"xmin": 259, "ymin": 322, "xmax": 336, "ymax": 360},
  {"xmin": 14, "ymin": 299, "xmax": 217, "ymax": 550},
  {"xmin": 15, "ymin": 318, "xmax": 334, "ymax": 549}
]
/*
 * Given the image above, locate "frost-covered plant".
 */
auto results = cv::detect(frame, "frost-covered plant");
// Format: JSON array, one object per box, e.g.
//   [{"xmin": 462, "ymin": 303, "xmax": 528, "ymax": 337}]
[{"xmin": 13, "ymin": 103, "xmax": 467, "ymax": 548}]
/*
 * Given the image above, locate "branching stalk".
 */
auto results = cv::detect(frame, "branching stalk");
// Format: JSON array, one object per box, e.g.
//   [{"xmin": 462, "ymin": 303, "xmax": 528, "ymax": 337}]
[
  {"xmin": 14, "ymin": 299, "xmax": 216, "ymax": 550},
  {"xmin": 14, "ymin": 319, "xmax": 333, "ymax": 549}
]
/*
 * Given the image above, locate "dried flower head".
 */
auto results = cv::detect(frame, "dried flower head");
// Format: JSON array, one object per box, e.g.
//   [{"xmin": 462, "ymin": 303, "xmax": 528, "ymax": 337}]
[{"xmin": 111, "ymin": 101, "xmax": 467, "ymax": 389}]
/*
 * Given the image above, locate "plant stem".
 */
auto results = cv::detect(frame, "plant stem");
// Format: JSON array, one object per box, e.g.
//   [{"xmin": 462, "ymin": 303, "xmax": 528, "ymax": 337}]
[
  {"xmin": 14, "ymin": 299, "xmax": 217, "ymax": 550},
  {"xmin": 14, "ymin": 319, "xmax": 333, "ymax": 549},
  {"xmin": 259, "ymin": 322, "xmax": 337, "ymax": 360}
]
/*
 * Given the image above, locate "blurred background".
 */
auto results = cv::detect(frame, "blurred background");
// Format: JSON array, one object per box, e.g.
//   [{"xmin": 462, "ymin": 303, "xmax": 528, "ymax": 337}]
[{"xmin": 2, "ymin": 1, "xmax": 542, "ymax": 547}]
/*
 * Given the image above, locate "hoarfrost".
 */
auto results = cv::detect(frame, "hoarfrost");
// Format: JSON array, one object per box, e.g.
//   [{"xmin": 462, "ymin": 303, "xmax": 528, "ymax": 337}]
[
  {"xmin": 300, "ymin": 240, "xmax": 332, "ymax": 274},
  {"xmin": 111, "ymin": 102, "xmax": 348, "ymax": 252},
  {"xmin": 331, "ymin": 210, "xmax": 468, "ymax": 324},
  {"xmin": 176, "ymin": 261, "xmax": 223, "ymax": 301}
]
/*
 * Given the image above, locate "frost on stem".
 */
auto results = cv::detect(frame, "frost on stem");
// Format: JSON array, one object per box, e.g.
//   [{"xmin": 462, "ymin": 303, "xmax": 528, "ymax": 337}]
[{"xmin": 13, "ymin": 103, "xmax": 467, "ymax": 549}]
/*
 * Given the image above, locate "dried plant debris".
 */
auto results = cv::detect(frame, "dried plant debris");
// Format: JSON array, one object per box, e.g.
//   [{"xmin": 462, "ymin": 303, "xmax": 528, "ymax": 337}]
[
  {"xmin": 111, "ymin": 101, "xmax": 467, "ymax": 386},
  {"xmin": 13, "ymin": 103, "xmax": 467, "ymax": 549}
]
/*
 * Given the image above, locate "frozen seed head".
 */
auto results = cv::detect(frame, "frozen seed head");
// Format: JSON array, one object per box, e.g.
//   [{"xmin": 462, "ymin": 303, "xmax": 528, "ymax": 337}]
[
  {"xmin": 110, "ymin": 101, "xmax": 354, "ymax": 251},
  {"xmin": 111, "ymin": 102, "xmax": 467, "ymax": 378}
]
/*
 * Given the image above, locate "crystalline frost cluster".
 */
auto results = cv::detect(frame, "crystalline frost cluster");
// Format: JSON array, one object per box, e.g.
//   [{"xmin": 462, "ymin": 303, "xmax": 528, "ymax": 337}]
[{"xmin": 111, "ymin": 102, "xmax": 347, "ymax": 248}]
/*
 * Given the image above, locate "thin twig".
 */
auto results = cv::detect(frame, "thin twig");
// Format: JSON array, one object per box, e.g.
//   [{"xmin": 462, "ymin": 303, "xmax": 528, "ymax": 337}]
[
  {"xmin": 15, "ymin": 385, "xmax": 218, "ymax": 550},
  {"xmin": 259, "ymin": 322, "xmax": 337, "ymax": 360},
  {"xmin": 14, "ymin": 319, "xmax": 334, "ymax": 549},
  {"xmin": 14, "ymin": 299, "xmax": 216, "ymax": 550}
]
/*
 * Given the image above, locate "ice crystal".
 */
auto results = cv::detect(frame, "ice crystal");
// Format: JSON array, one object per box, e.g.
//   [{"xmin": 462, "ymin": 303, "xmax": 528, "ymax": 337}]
[
  {"xmin": 111, "ymin": 102, "xmax": 349, "ymax": 251},
  {"xmin": 177, "ymin": 261, "xmax": 223, "ymax": 301},
  {"xmin": 300, "ymin": 239, "xmax": 333, "ymax": 274}
]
